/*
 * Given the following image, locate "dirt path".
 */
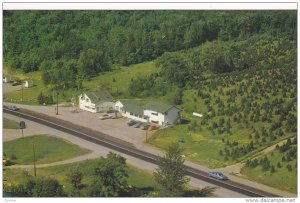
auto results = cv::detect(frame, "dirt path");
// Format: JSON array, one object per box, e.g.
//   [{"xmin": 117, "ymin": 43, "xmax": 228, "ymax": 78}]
[{"xmin": 216, "ymin": 138, "xmax": 293, "ymax": 176}]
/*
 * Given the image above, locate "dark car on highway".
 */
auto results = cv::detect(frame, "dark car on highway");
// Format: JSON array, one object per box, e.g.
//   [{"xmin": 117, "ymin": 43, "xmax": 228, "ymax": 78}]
[{"xmin": 208, "ymin": 172, "xmax": 229, "ymax": 180}]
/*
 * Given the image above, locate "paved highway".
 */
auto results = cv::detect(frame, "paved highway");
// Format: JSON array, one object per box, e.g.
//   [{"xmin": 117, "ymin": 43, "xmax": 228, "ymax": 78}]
[{"xmin": 3, "ymin": 106, "xmax": 279, "ymax": 197}]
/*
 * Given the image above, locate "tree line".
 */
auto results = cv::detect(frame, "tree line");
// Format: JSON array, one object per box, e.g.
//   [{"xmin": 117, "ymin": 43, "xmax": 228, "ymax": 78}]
[{"xmin": 4, "ymin": 10, "xmax": 296, "ymax": 89}]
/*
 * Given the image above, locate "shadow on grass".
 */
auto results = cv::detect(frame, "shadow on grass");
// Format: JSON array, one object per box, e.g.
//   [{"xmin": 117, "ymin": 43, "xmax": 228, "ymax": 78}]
[{"xmin": 120, "ymin": 186, "xmax": 155, "ymax": 197}]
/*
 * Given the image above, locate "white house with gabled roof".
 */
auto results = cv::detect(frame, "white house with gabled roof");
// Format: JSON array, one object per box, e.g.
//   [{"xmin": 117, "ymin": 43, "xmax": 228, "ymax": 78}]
[
  {"xmin": 114, "ymin": 100, "xmax": 180, "ymax": 126},
  {"xmin": 79, "ymin": 91, "xmax": 114, "ymax": 113},
  {"xmin": 143, "ymin": 102, "xmax": 180, "ymax": 125}
]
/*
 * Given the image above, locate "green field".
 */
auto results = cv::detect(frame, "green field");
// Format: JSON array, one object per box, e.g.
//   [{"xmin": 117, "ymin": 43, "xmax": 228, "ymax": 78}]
[
  {"xmin": 3, "ymin": 135, "xmax": 91, "ymax": 165},
  {"xmin": 241, "ymin": 147, "xmax": 297, "ymax": 194},
  {"xmin": 83, "ymin": 61, "xmax": 158, "ymax": 96},
  {"xmin": 4, "ymin": 61, "xmax": 158, "ymax": 105},
  {"xmin": 3, "ymin": 158, "xmax": 158, "ymax": 197},
  {"xmin": 3, "ymin": 118, "xmax": 20, "ymax": 129}
]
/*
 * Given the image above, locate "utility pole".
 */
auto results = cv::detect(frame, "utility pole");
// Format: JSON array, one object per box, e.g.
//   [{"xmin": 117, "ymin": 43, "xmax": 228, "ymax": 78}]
[
  {"xmin": 56, "ymin": 91, "xmax": 59, "ymax": 115},
  {"xmin": 146, "ymin": 130, "xmax": 148, "ymax": 142},
  {"xmin": 21, "ymin": 81, "xmax": 24, "ymax": 102},
  {"xmin": 33, "ymin": 142, "xmax": 37, "ymax": 177}
]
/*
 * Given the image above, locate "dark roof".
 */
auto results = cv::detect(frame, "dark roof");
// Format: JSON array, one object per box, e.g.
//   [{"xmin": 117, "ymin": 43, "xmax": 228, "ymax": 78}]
[
  {"xmin": 119, "ymin": 99, "xmax": 144, "ymax": 116},
  {"xmin": 143, "ymin": 101, "xmax": 178, "ymax": 114},
  {"xmin": 84, "ymin": 91, "xmax": 113, "ymax": 104}
]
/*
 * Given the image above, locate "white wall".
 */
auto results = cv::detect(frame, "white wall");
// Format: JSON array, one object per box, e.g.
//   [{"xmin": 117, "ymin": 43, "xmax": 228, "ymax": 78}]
[
  {"xmin": 79, "ymin": 93, "xmax": 96, "ymax": 113},
  {"xmin": 24, "ymin": 80, "xmax": 33, "ymax": 88},
  {"xmin": 144, "ymin": 109, "xmax": 165, "ymax": 125},
  {"xmin": 114, "ymin": 101, "xmax": 124, "ymax": 112},
  {"xmin": 79, "ymin": 93, "xmax": 114, "ymax": 113},
  {"xmin": 144, "ymin": 107, "xmax": 180, "ymax": 125},
  {"xmin": 3, "ymin": 76, "xmax": 11, "ymax": 83}
]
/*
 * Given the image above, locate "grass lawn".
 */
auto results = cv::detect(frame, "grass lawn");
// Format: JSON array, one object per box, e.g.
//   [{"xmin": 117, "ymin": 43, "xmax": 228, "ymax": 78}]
[
  {"xmin": 148, "ymin": 124, "xmax": 233, "ymax": 168},
  {"xmin": 3, "ymin": 118, "xmax": 20, "ymax": 129},
  {"xmin": 83, "ymin": 61, "xmax": 158, "ymax": 96},
  {"xmin": 4, "ymin": 61, "xmax": 158, "ymax": 105},
  {"xmin": 4, "ymin": 71, "xmax": 48, "ymax": 105},
  {"xmin": 3, "ymin": 135, "xmax": 91, "ymax": 165},
  {"xmin": 3, "ymin": 158, "xmax": 158, "ymax": 197},
  {"xmin": 241, "ymin": 147, "xmax": 297, "ymax": 194}
]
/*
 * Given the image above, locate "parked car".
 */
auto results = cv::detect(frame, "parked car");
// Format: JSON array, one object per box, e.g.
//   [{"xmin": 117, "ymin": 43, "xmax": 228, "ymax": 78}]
[
  {"xmin": 8, "ymin": 105, "xmax": 19, "ymax": 111},
  {"xmin": 99, "ymin": 114, "xmax": 113, "ymax": 120},
  {"xmin": 208, "ymin": 172, "xmax": 229, "ymax": 180},
  {"xmin": 133, "ymin": 122, "xmax": 143, "ymax": 128},
  {"xmin": 148, "ymin": 125, "xmax": 159, "ymax": 131},
  {"xmin": 141, "ymin": 123, "xmax": 150, "ymax": 130},
  {"xmin": 12, "ymin": 80, "xmax": 21, "ymax": 86},
  {"xmin": 127, "ymin": 119, "xmax": 137, "ymax": 126}
]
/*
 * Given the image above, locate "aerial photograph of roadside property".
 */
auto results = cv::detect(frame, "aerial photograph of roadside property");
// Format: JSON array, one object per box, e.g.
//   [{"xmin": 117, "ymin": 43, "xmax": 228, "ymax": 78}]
[{"xmin": 2, "ymin": 7, "xmax": 297, "ymax": 199}]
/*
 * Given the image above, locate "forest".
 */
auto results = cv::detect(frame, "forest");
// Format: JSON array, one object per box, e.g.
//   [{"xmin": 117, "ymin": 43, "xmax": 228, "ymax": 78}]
[{"xmin": 3, "ymin": 10, "xmax": 296, "ymax": 90}]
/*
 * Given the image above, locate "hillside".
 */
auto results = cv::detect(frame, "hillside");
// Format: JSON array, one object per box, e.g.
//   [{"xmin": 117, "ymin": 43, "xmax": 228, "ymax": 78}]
[{"xmin": 3, "ymin": 10, "xmax": 297, "ymax": 194}]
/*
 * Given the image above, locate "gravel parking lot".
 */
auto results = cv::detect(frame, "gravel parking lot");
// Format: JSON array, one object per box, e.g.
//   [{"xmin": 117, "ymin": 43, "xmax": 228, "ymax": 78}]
[
  {"xmin": 3, "ymin": 83, "xmax": 22, "ymax": 94},
  {"xmin": 3, "ymin": 102, "xmax": 161, "ymax": 154}
]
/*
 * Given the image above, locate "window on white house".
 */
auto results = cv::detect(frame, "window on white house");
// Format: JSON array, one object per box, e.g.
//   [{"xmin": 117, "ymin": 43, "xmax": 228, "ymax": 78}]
[
  {"xmin": 151, "ymin": 112, "xmax": 158, "ymax": 116},
  {"xmin": 86, "ymin": 98, "xmax": 89, "ymax": 102}
]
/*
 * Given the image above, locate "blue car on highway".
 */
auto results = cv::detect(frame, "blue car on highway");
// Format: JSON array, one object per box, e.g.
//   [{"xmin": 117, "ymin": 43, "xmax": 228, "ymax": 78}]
[{"xmin": 208, "ymin": 172, "xmax": 229, "ymax": 180}]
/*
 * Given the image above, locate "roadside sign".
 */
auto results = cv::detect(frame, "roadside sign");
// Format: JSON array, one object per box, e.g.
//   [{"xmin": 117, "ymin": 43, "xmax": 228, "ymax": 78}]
[{"xmin": 19, "ymin": 121, "xmax": 26, "ymax": 129}]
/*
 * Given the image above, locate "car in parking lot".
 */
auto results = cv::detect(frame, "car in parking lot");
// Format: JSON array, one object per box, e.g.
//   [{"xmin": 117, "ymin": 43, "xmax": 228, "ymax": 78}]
[
  {"xmin": 208, "ymin": 172, "xmax": 228, "ymax": 180},
  {"xmin": 127, "ymin": 119, "xmax": 137, "ymax": 126},
  {"xmin": 8, "ymin": 105, "xmax": 19, "ymax": 111},
  {"xmin": 99, "ymin": 114, "xmax": 113, "ymax": 120},
  {"xmin": 133, "ymin": 121, "xmax": 143, "ymax": 128},
  {"xmin": 12, "ymin": 80, "xmax": 21, "ymax": 86},
  {"xmin": 141, "ymin": 123, "xmax": 150, "ymax": 130}
]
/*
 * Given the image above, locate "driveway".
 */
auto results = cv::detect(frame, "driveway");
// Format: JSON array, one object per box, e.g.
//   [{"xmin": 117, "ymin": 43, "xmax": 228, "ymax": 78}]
[{"xmin": 3, "ymin": 83, "xmax": 22, "ymax": 94}]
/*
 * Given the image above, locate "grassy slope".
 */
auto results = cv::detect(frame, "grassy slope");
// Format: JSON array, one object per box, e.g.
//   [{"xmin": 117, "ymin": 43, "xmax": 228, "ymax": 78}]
[
  {"xmin": 3, "ymin": 135, "xmax": 91, "ymax": 164},
  {"xmin": 241, "ymin": 147, "xmax": 297, "ymax": 194},
  {"xmin": 148, "ymin": 68, "xmax": 296, "ymax": 168},
  {"xmin": 4, "ymin": 61, "xmax": 158, "ymax": 105},
  {"xmin": 84, "ymin": 61, "xmax": 158, "ymax": 95},
  {"xmin": 3, "ymin": 118, "xmax": 20, "ymax": 129}
]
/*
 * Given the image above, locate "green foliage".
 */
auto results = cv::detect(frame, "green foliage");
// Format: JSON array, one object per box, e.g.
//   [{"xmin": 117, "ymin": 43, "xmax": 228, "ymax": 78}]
[
  {"xmin": 154, "ymin": 143, "xmax": 189, "ymax": 197},
  {"xmin": 37, "ymin": 92, "xmax": 54, "ymax": 105},
  {"xmin": 4, "ymin": 11, "xmax": 296, "ymax": 89},
  {"xmin": 88, "ymin": 152, "xmax": 128, "ymax": 197},
  {"xmin": 67, "ymin": 167, "xmax": 83, "ymax": 190},
  {"xmin": 9, "ymin": 175, "xmax": 65, "ymax": 197}
]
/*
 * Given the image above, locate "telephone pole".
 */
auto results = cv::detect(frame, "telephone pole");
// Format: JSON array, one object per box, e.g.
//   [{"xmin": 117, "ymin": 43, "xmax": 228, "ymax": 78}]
[
  {"xmin": 21, "ymin": 81, "xmax": 24, "ymax": 102},
  {"xmin": 33, "ymin": 142, "xmax": 37, "ymax": 177},
  {"xmin": 56, "ymin": 91, "xmax": 59, "ymax": 115}
]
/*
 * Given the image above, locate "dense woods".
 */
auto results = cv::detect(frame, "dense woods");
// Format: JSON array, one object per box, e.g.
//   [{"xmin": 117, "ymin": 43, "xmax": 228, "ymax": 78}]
[{"xmin": 4, "ymin": 10, "xmax": 296, "ymax": 89}]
